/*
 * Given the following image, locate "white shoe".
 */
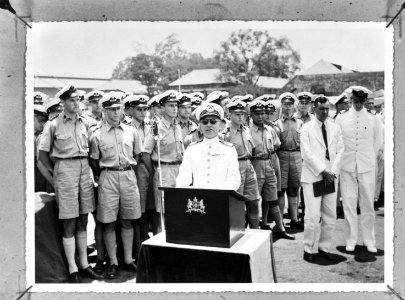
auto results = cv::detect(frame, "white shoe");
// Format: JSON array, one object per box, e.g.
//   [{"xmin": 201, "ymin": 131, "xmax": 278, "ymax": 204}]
[
  {"xmin": 366, "ymin": 246, "xmax": 377, "ymax": 253},
  {"xmin": 345, "ymin": 244, "xmax": 355, "ymax": 252}
]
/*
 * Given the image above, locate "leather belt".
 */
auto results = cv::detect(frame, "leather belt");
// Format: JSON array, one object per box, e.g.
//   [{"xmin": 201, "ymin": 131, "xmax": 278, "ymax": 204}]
[
  {"xmin": 153, "ymin": 161, "xmax": 182, "ymax": 166},
  {"xmin": 238, "ymin": 157, "xmax": 251, "ymax": 161},
  {"xmin": 277, "ymin": 148, "xmax": 300, "ymax": 152},
  {"xmin": 251, "ymin": 157, "xmax": 270, "ymax": 161},
  {"xmin": 61, "ymin": 156, "xmax": 87, "ymax": 160},
  {"xmin": 103, "ymin": 166, "xmax": 132, "ymax": 171}
]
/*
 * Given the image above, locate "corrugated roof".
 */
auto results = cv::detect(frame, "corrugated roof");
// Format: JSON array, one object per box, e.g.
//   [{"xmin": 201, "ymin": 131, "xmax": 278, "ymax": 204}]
[
  {"xmin": 299, "ymin": 59, "xmax": 356, "ymax": 75},
  {"xmin": 34, "ymin": 76, "xmax": 147, "ymax": 94},
  {"xmin": 255, "ymin": 76, "xmax": 288, "ymax": 89},
  {"xmin": 169, "ymin": 69, "xmax": 223, "ymax": 86}
]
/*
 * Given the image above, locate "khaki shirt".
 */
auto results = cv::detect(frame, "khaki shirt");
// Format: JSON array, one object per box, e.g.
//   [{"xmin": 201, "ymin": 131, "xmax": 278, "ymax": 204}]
[
  {"xmin": 274, "ymin": 116, "xmax": 303, "ymax": 149},
  {"xmin": 90, "ymin": 122, "xmax": 142, "ymax": 168},
  {"xmin": 179, "ymin": 119, "xmax": 198, "ymax": 141},
  {"xmin": 39, "ymin": 112, "xmax": 92, "ymax": 159},
  {"xmin": 223, "ymin": 124, "xmax": 254, "ymax": 158},
  {"xmin": 143, "ymin": 116, "xmax": 184, "ymax": 163},
  {"xmin": 249, "ymin": 123, "xmax": 275, "ymax": 158},
  {"xmin": 130, "ymin": 119, "xmax": 151, "ymax": 150},
  {"xmin": 294, "ymin": 111, "xmax": 315, "ymax": 124}
]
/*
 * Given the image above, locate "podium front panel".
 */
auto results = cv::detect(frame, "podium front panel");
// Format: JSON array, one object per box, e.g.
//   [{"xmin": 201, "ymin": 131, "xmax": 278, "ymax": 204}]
[{"xmin": 163, "ymin": 188, "xmax": 245, "ymax": 248}]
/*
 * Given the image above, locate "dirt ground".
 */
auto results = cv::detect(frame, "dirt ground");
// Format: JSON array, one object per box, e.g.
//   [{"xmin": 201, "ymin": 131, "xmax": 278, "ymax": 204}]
[{"xmin": 273, "ymin": 207, "xmax": 385, "ymax": 283}]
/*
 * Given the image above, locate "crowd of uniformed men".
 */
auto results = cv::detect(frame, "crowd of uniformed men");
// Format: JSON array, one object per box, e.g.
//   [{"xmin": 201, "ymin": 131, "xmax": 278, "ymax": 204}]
[{"xmin": 33, "ymin": 84, "xmax": 385, "ymax": 283}]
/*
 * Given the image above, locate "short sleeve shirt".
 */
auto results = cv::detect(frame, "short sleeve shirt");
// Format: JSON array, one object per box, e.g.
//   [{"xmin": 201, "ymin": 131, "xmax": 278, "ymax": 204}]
[
  {"xmin": 223, "ymin": 124, "xmax": 254, "ymax": 158},
  {"xmin": 130, "ymin": 119, "xmax": 151, "ymax": 151},
  {"xmin": 38, "ymin": 112, "xmax": 92, "ymax": 159},
  {"xmin": 90, "ymin": 122, "xmax": 142, "ymax": 168},
  {"xmin": 249, "ymin": 123, "xmax": 275, "ymax": 158},
  {"xmin": 274, "ymin": 116, "xmax": 303, "ymax": 149}
]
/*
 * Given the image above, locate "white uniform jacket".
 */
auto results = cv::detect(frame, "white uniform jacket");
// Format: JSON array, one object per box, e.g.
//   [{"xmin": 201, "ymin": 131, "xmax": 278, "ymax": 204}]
[
  {"xmin": 335, "ymin": 107, "xmax": 382, "ymax": 173},
  {"xmin": 176, "ymin": 136, "xmax": 241, "ymax": 190},
  {"xmin": 300, "ymin": 118, "xmax": 344, "ymax": 183}
]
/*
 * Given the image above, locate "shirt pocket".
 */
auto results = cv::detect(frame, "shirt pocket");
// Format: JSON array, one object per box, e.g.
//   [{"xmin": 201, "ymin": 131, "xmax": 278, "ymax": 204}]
[
  {"xmin": 55, "ymin": 134, "xmax": 74, "ymax": 154},
  {"xmin": 100, "ymin": 143, "xmax": 115, "ymax": 159}
]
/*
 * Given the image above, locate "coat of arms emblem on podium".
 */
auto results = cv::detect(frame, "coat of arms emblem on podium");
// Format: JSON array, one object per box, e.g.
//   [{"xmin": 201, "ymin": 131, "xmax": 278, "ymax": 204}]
[{"xmin": 186, "ymin": 197, "xmax": 206, "ymax": 214}]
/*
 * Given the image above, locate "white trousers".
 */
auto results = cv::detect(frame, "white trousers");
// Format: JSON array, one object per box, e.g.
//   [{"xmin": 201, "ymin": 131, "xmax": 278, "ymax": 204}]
[
  {"xmin": 375, "ymin": 152, "xmax": 384, "ymax": 200},
  {"xmin": 340, "ymin": 168, "xmax": 376, "ymax": 247},
  {"xmin": 302, "ymin": 182, "xmax": 337, "ymax": 254}
]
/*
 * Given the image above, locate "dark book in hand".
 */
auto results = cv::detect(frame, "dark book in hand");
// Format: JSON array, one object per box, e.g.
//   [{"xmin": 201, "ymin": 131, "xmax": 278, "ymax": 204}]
[{"xmin": 313, "ymin": 179, "xmax": 335, "ymax": 197}]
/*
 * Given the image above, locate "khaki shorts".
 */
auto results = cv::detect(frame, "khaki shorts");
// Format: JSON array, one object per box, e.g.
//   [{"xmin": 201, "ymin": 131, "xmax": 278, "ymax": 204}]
[
  {"xmin": 97, "ymin": 169, "xmax": 141, "ymax": 223},
  {"xmin": 135, "ymin": 162, "xmax": 152, "ymax": 213},
  {"xmin": 237, "ymin": 160, "xmax": 260, "ymax": 201},
  {"xmin": 271, "ymin": 153, "xmax": 281, "ymax": 191},
  {"xmin": 251, "ymin": 159, "xmax": 278, "ymax": 202},
  {"xmin": 53, "ymin": 158, "xmax": 95, "ymax": 219},
  {"xmin": 277, "ymin": 150, "xmax": 302, "ymax": 189}
]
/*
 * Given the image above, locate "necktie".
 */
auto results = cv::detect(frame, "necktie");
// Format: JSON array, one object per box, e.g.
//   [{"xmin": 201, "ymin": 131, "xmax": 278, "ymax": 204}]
[{"xmin": 322, "ymin": 123, "xmax": 330, "ymax": 161}]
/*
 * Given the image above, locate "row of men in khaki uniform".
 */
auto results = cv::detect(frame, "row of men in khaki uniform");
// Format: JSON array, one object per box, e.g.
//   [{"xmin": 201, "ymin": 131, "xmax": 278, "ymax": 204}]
[{"xmin": 33, "ymin": 84, "xmax": 384, "ymax": 282}]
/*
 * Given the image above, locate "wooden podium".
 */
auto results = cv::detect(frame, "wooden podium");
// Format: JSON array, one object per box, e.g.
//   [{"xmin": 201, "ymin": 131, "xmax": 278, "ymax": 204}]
[{"xmin": 160, "ymin": 187, "xmax": 247, "ymax": 248}]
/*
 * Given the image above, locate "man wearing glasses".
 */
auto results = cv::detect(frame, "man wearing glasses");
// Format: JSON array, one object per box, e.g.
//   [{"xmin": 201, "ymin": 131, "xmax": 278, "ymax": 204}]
[
  {"xmin": 38, "ymin": 85, "xmax": 101, "ymax": 283},
  {"xmin": 176, "ymin": 102, "xmax": 240, "ymax": 190}
]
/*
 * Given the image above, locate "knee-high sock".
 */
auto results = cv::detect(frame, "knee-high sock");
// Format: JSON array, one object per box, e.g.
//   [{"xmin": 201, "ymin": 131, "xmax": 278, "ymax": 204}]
[
  {"xmin": 261, "ymin": 201, "xmax": 270, "ymax": 225},
  {"xmin": 62, "ymin": 237, "xmax": 78, "ymax": 274},
  {"xmin": 288, "ymin": 196, "xmax": 299, "ymax": 221},
  {"xmin": 278, "ymin": 195, "xmax": 286, "ymax": 218},
  {"xmin": 121, "ymin": 227, "xmax": 134, "ymax": 264},
  {"xmin": 94, "ymin": 222, "xmax": 105, "ymax": 260},
  {"xmin": 104, "ymin": 230, "xmax": 118, "ymax": 266},
  {"xmin": 270, "ymin": 206, "xmax": 285, "ymax": 231},
  {"xmin": 76, "ymin": 231, "xmax": 89, "ymax": 269}
]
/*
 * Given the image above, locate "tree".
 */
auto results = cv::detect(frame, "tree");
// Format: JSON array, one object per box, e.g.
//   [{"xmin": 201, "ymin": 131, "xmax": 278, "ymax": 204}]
[
  {"xmin": 214, "ymin": 30, "xmax": 301, "ymax": 91},
  {"xmin": 112, "ymin": 54, "xmax": 165, "ymax": 97}
]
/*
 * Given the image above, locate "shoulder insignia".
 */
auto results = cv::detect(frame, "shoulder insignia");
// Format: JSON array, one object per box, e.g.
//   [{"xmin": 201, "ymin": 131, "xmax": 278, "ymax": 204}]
[
  {"xmin": 49, "ymin": 114, "xmax": 59, "ymax": 121},
  {"xmin": 219, "ymin": 140, "xmax": 234, "ymax": 147},
  {"xmin": 189, "ymin": 128, "xmax": 198, "ymax": 135}
]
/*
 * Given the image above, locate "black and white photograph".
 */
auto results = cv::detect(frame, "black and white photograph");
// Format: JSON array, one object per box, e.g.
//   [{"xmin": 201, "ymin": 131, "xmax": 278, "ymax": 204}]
[{"xmin": 27, "ymin": 20, "xmax": 392, "ymax": 292}]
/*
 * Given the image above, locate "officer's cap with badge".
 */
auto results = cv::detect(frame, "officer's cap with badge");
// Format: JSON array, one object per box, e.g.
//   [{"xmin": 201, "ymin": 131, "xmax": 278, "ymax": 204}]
[
  {"xmin": 34, "ymin": 104, "xmax": 48, "ymax": 119},
  {"xmin": 123, "ymin": 94, "xmax": 150, "ymax": 109},
  {"xmin": 230, "ymin": 95, "xmax": 243, "ymax": 103},
  {"xmin": 345, "ymin": 86, "xmax": 372, "ymax": 101},
  {"xmin": 148, "ymin": 94, "xmax": 161, "ymax": 107},
  {"xmin": 55, "ymin": 85, "xmax": 79, "ymax": 100},
  {"xmin": 330, "ymin": 92, "xmax": 349, "ymax": 106},
  {"xmin": 77, "ymin": 90, "xmax": 86, "ymax": 101},
  {"xmin": 226, "ymin": 100, "xmax": 247, "ymax": 113},
  {"xmin": 86, "ymin": 90, "xmax": 105, "ymax": 103},
  {"xmin": 240, "ymin": 94, "xmax": 254, "ymax": 103},
  {"xmin": 206, "ymin": 91, "xmax": 229, "ymax": 104},
  {"xmin": 191, "ymin": 96, "xmax": 203, "ymax": 108},
  {"xmin": 159, "ymin": 90, "xmax": 180, "ymax": 105},
  {"xmin": 189, "ymin": 92, "xmax": 205, "ymax": 100},
  {"xmin": 195, "ymin": 103, "xmax": 224, "ymax": 121},
  {"xmin": 297, "ymin": 92, "xmax": 313, "ymax": 104},
  {"xmin": 264, "ymin": 100, "xmax": 276, "ymax": 113},
  {"xmin": 248, "ymin": 99, "xmax": 267, "ymax": 112},
  {"xmin": 279, "ymin": 92, "xmax": 298, "ymax": 105},
  {"xmin": 43, "ymin": 98, "xmax": 63, "ymax": 115},
  {"xmin": 34, "ymin": 91, "xmax": 48, "ymax": 105},
  {"xmin": 255, "ymin": 94, "xmax": 276, "ymax": 102},
  {"xmin": 177, "ymin": 93, "xmax": 192, "ymax": 106},
  {"xmin": 100, "ymin": 91, "xmax": 123, "ymax": 109}
]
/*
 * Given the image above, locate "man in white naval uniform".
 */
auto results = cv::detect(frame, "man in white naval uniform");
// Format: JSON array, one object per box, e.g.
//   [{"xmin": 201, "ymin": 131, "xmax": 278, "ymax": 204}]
[
  {"xmin": 300, "ymin": 96, "xmax": 344, "ymax": 262},
  {"xmin": 335, "ymin": 86, "xmax": 382, "ymax": 253},
  {"xmin": 176, "ymin": 102, "xmax": 241, "ymax": 190}
]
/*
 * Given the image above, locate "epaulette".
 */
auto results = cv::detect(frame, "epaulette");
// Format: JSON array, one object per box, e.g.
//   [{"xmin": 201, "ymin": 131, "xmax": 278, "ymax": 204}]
[
  {"xmin": 49, "ymin": 114, "xmax": 59, "ymax": 121},
  {"xmin": 219, "ymin": 140, "xmax": 234, "ymax": 147},
  {"xmin": 189, "ymin": 140, "xmax": 203, "ymax": 146},
  {"xmin": 189, "ymin": 128, "xmax": 198, "ymax": 135},
  {"xmin": 367, "ymin": 109, "xmax": 376, "ymax": 115}
]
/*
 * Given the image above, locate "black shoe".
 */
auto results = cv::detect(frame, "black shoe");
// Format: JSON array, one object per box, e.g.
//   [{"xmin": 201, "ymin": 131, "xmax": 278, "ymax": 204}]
[
  {"xmin": 107, "ymin": 264, "xmax": 118, "ymax": 279},
  {"xmin": 303, "ymin": 251, "xmax": 315, "ymax": 262},
  {"xmin": 87, "ymin": 245, "xmax": 96, "ymax": 255},
  {"xmin": 290, "ymin": 220, "xmax": 304, "ymax": 230},
  {"xmin": 123, "ymin": 261, "xmax": 137, "ymax": 272},
  {"xmin": 260, "ymin": 224, "xmax": 272, "ymax": 230},
  {"xmin": 318, "ymin": 249, "xmax": 334, "ymax": 261},
  {"xmin": 69, "ymin": 272, "xmax": 81, "ymax": 283},
  {"xmin": 93, "ymin": 260, "xmax": 105, "ymax": 275},
  {"xmin": 273, "ymin": 229, "xmax": 295, "ymax": 240},
  {"xmin": 79, "ymin": 266, "xmax": 104, "ymax": 280}
]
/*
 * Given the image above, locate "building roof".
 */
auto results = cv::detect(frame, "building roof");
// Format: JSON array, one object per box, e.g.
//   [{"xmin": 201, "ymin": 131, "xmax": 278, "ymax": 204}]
[
  {"xmin": 169, "ymin": 69, "xmax": 224, "ymax": 86},
  {"xmin": 255, "ymin": 76, "xmax": 289, "ymax": 89},
  {"xmin": 299, "ymin": 59, "xmax": 357, "ymax": 75},
  {"xmin": 34, "ymin": 75, "xmax": 147, "ymax": 94}
]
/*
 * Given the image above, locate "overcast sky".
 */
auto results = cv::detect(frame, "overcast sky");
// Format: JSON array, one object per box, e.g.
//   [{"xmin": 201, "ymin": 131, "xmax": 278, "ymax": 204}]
[{"xmin": 29, "ymin": 21, "xmax": 386, "ymax": 79}]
